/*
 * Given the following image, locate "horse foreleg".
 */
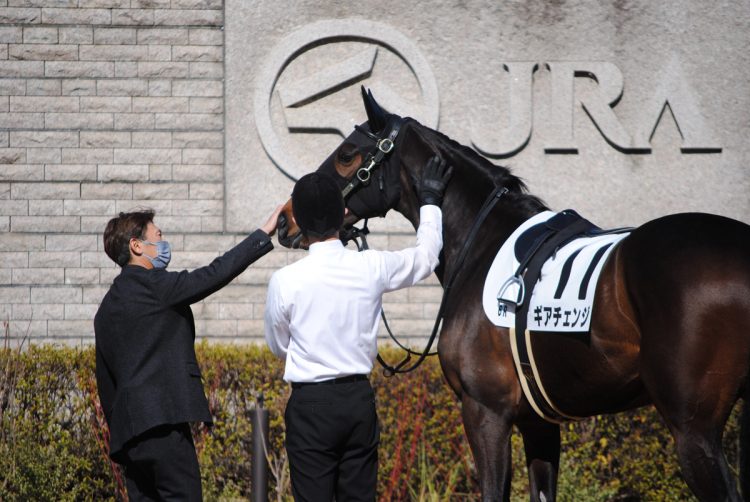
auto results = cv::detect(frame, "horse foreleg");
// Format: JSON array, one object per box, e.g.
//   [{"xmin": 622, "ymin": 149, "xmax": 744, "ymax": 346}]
[
  {"xmin": 462, "ymin": 394, "xmax": 514, "ymax": 502},
  {"xmin": 517, "ymin": 420, "xmax": 560, "ymax": 502}
]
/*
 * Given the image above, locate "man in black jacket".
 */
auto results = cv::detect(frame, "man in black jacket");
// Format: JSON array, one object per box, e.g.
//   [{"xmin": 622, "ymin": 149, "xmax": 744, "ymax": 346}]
[{"xmin": 95, "ymin": 206, "xmax": 280, "ymax": 501}]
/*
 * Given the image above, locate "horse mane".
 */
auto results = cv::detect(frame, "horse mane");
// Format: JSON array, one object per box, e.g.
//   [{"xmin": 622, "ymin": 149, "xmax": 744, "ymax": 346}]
[{"xmin": 411, "ymin": 119, "xmax": 549, "ymax": 213}]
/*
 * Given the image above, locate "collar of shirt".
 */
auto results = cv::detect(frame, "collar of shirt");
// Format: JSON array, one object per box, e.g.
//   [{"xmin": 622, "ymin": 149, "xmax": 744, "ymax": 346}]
[{"xmin": 308, "ymin": 239, "xmax": 344, "ymax": 255}]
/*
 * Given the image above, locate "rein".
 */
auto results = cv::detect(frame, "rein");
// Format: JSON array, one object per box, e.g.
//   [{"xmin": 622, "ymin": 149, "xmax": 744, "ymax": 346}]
[
  {"xmin": 337, "ymin": 118, "xmax": 509, "ymax": 375},
  {"xmin": 344, "ymin": 186, "xmax": 509, "ymax": 376}
]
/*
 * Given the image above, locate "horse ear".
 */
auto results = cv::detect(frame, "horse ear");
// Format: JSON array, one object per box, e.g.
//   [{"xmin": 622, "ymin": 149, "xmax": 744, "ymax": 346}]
[{"xmin": 361, "ymin": 86, "xmax": 388, "ymax": 133}]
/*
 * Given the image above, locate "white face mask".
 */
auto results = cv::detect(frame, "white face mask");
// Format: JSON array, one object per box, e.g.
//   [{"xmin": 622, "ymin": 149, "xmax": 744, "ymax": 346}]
[{"xmin": 142, "ymin": 240, "xmax": 171, "ymax": 269}]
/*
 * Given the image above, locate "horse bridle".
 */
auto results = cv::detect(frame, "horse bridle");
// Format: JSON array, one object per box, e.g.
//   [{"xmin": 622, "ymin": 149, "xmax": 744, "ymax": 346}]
[{"xmin": 337, "ymin": 118, "xmax": 509, "ymax": 376}]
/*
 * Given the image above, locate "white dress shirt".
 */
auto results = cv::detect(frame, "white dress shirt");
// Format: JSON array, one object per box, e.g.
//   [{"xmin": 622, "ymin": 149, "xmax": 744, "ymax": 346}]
[{"xmin": 264, "ymin": 205, "xmax": 443, "ymax": 382}]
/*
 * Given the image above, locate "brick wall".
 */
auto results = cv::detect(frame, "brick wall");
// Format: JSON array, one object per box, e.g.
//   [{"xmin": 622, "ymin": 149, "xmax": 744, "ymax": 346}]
[{"xmin": 0, "ymin": 0, "xmax": 442, "ymax": 346}]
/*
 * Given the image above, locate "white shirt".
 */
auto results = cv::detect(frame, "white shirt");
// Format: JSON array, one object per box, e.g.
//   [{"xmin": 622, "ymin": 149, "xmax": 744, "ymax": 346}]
[{"xmin": 264, "ymin": 205, "xmax": 443, "ymax": 382}]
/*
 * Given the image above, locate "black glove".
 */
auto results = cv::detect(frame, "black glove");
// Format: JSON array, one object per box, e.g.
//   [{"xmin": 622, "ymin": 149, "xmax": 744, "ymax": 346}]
[{"xmin": 418, "ymin": 155, "xmax": 453, "ymax": 207}]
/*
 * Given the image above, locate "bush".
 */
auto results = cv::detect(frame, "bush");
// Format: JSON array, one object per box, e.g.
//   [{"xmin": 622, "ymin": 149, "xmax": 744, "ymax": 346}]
[{"xmin": 0, "ymin": 342, "xmax": 743, "ymax": 501}]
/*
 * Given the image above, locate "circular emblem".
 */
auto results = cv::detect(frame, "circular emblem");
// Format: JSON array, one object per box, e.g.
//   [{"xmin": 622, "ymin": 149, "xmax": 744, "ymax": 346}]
[{"xmin": 254, "ymin": 19, "xmax": 440, "ymax": 180}]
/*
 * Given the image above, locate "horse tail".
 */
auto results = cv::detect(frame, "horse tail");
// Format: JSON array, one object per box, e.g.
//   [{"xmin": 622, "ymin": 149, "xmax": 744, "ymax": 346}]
[{"xmin": 741, "ymin": 395, "xmax": 750, "ymax": 499}]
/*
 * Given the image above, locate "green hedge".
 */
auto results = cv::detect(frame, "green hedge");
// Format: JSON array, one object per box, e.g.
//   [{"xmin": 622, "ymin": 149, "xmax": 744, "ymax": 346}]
[{"xmin": 0, "ymin": 342, "xmax": 742, "ymax": 501}]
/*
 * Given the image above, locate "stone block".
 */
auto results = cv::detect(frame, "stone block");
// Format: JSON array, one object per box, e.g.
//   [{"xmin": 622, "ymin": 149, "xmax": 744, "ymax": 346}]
[
  {"xmin": 200, "ymin": 216, "xmax": 222, "ymax": 232},
  {"xmin": 96, "ymin": 79, "xmax": 147, "ymax": 96},
  {"xmin": 58, "ymin": 27, "xmax": 93, "ymax": 44},
  {"xmin": 111, "ymin": 8, "xmax": 154, "ymax": 26},
  {"xmin": 172, "ymin": 199, "xmax": 221, "ymax": 217},
  {"xmin": 27, "ymin": 286, "xmax": 82, "ymax": 304},
  {"xmin": 116, "ymin": 199, "xmax": 172, "ymax": 216},
  {"xmin": 28, "ymin": 199, "xmax": 63, "ymax": 215},
  {"xmin": 188, "ymin": 183, "xmax": 222, "ymax": 199},
  {"xmin": 113, "ymin": 148, "xmax": 181, "ymax": 164},
  {"xmin": 0, "ymin": 200, "xmax": 27, "ymax": 216},
  {"xmin": 13, "ymin": 303, "xmax": 64, "ymax": 320},
  {"xmin": 6, "ymin": 320, "xmax": 47, "ymax": 339},
  {"xmin": 0, "ymin": 165, "xmax": 43, "ymax": 181},
  {"xmin": 113, "ymin": 113, "xmax": 154, "ymax": 129},
  {"xmin": 154, "ymin": 9, "xmax": 222, "ymax": 27},
  {"xmin": 137, "ymin": 62, "xmax": 189, "ymax": 78},
  {"xmin": 172, "ymin": 0, "xmax": 222, "ymax": 8},
  {"xmin": 12, "ymin": 267, "xmax": 65, "ymax": 284},
  {"xmin": 0, "ymin": 113, "xmax": 45, "ymax": 129},
  {"xmin": 236, "ymin": 320, "xmax": 265, "ymax": 337},
  {"xmin": 0, "ymin": 149, "xmax": 26, "ymax": 164},
  {"xmin": 189, "ymin": 97, "xmax": 221, "ymax": 114},
  {"xmin": 79, "ymin": 44, "xmax": 149, "ymax": 61},
  {"xmin": 172, "ymin": 164, "xmax": 224, "ymax": 181},
  {"xmin": 98, "ymin": 266, "xmax": 118, "ymax": 284},
  {"xmin": 79, "ymin": 0, "xmax": 130, "ymax": 7},
  {"xmin": 10, "ymin": 130, "xmax": 78, "ymax": 147},
  {"xmin": 132, "ymin": 131, "xmax": 171, "ymax": 148},
  {"xmin": 0, "ymin": 79, "xmax": 25, "ymax": 94},
  {"xmin": 12, "ymin": 216, "xmax": 79, "ymax": 233},
  {"xmin": 0, "ymin": 251, "xmax": 28, "ymax": 267},
  {"xmin": 80, "ymin": 182, "xmax": 132, "ymax": 200},
  {"xmin": 62, "ymin": 79, "xmax": 97, "ymax": 95},
  {"xmin": 22, "ymin": 26, "xmax": 57, "ymax": 43},
  {"xmin": 64, "ymin": 303, "xmax": 98, "ymax": 319},
  {"xmin": 93, "ymin": 27, "xmax": 136, "ymax": 44},
  {"xmin": 46, "ymin": 61, "xmax": 113, "ymax": 78},
  {"xmin": 29, "ymin": 251, "xmax": 80, "ymax": 267},
  {"xmin": 80, "ymin": 131, "xmax": 130, "ymax": 148},
  {"xmin": 147, "ymin": 79, "xmax": 170, "ymax": 96},
  {"xmin": 154, "ymin": 112, "xmax": 221, "ymax": 130},
  {"xmin": 0, "ymin": 286, "xmax": 31, "ymax": 303},
  {"xmin": 46, "ymin": 112, "xmax": 114, "ymax": 130},
  {"xmin": 114, "ymin": 61, "xmax": 137, "ymax": 77},
  {"xmin": 0, "ymin": 27, "xmax": 23, "ymax": 43},
  {"xmin": 48, "ymin": 320, "xmax": 94, "ymax": 338},
  {"xmin": 188, "ymin": 28, "xmax": 221, "ymax": 46},
  {"xmin": 26, "ymin": 79, "xmax": 61, "ymax": 96},
  {"xmin": 26, "ymin": 147, "xmax": 62, "ymax": 164},
  {"xmin": 82, "ymin": 285, "xmax": 108, "ymax": 303},
  {"xmin": 0, "ymin": 233, "xmax": 44, "ymax": 251},
  {"xmin": 80, "ymin": 216, "xmax": 114, "ymax": 234},
  {"xmin": 80, "ymin": 96, "xmax": 132, "ymax": 112},
  {"xmin": 183, "ymin": 233, "xmax": 235, "ymax": 251},
  {"xmin": 46, "ymin": 234, "xmax": 97, "ymax": 251},
  {"xmin": 65, "ymin": 268, "xmax": 100, "ymax": 284},
  {"xmin": 10, "ymin": 95, "xmax": 78, "ymax": 113},
  {"xmin": 188, "ymin": 62, "xmax": 221, "ymax": 78},
  {"xmin": 132, "ymin": 182, "xmax": 188, "ymax": 199},
  {"xmin": 181, "ymin": 148, "xmax": 222, "ymax": 164},
  {"xmin": 63, "ymin": 199, "xmax": 116, "ymax": 215},
  {"xmin": 132, "ymin": 97, "xmax": 189, "ymax": 113},
  {"xmin": 172, "ymin": 45, "xmax": 222, "ymax": 62},
  {"xmin": 11, "ymin": 182, "xmax": 78, "ymax": 199},
  {"xmin": 0, "ymin": 8, "xmax": 41, "ymax": 24},
  {"xmin": 41, "ymin": 8, "xmax": 111, "ymax": 25},
  {"xmin": 148, "ymin": 164, "xmax": 171, "ymax": 180},
  {"xmin": 136, "ymin": 28, "xmax": 188, "ymax": 45},
  {"xmin": 98, "ymin": 164, "xmax": 149, "ymax": 182},
  {"xmin": 45, "ymin": 164, "xmax": 97, "ymax": 181},
  {"xmin": 0, "ymin": 61, "xmax": 44, "ymax": 77},
  {"xmin": 171, "ymin": 131, "xmax": 221, "ymax": 148},
  {"xmin": 9, "ymin": 43, "xmax": 77, "ymax": 60},
  {"xmin": 172, "ymin": 79, "xmax": 222, "ymax": 97},
  {"xmin": 60, "ymin": 148, "xmax": 113, "ymax": 165}
]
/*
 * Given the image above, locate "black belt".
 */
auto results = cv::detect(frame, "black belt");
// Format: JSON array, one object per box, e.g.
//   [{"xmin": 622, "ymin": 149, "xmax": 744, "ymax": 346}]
[{"xmin": 291, "ymin": 374, "xmax": 368, "ymax": 389}]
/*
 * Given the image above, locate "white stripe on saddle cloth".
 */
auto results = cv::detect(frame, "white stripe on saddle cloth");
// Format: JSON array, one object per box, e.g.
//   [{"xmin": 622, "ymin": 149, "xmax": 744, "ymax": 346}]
[{"xmin": 482, "ymin": 211, "xmax": 630, "ymax": 332}]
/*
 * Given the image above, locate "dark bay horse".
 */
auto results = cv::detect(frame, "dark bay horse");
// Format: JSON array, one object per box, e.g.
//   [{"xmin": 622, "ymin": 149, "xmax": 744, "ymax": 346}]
[{"xmin": 276, "ymin": 89, "xmax": 750, "ymax": 501}]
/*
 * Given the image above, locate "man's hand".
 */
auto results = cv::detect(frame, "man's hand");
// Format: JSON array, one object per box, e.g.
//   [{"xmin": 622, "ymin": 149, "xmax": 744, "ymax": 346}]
[
  {"xmin": 418, "ymin": 155, "xmax": 454, "ymax": 207},
  {"xmin": 260, "ymin": 205, "xmax": 284, "ymax": 236}
]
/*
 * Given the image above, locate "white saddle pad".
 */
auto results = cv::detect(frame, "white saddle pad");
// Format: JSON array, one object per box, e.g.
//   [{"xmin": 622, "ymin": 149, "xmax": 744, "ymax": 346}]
[{"xmin": 482, "ymin": 211, "xmax": 629, "ymax": 332}]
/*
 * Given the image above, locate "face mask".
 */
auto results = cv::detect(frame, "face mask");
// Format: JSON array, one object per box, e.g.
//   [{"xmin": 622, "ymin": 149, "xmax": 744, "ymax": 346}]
[{"xmin": 142, "ymin": 240, "xmax": 171, "ymax": 269}]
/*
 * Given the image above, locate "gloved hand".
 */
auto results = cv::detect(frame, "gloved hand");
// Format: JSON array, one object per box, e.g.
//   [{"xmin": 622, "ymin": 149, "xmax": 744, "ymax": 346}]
[{"xmin": 418, "ymin": 155, "xmax": 453, "ymax": 207}]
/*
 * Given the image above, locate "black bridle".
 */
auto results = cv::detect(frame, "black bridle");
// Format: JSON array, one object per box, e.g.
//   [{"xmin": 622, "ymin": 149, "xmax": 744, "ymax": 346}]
[{"xmin": 338, "ymin": 120, "xmax": 509, "ymax": 376}]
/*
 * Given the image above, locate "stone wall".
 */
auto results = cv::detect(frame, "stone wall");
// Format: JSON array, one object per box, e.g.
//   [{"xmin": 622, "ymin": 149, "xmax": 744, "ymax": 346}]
[{"xmin": 2, "ymin": 0, "xmax": 748, "ymax": 347}]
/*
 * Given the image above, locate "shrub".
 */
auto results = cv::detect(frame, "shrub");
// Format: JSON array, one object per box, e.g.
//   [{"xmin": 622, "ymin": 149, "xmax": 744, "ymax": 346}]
[{"xmin": 0, "ymin": 342, "xmax": 742, "ymax": 501}]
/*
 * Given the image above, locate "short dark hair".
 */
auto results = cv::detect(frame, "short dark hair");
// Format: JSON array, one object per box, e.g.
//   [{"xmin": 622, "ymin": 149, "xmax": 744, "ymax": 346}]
[
  {"xmin": 103, "ymin": 210, "xmax": 155, "ymax": 267},
  {"xmin": 292, "ymin": 172, "xmax": 344, "ymax": 239}
]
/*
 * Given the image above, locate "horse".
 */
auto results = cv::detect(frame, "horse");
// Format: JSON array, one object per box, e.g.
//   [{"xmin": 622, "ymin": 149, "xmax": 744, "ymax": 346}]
[{"xmin": 275, "ymin": 88, "xmax": 750, "ymax": 501}]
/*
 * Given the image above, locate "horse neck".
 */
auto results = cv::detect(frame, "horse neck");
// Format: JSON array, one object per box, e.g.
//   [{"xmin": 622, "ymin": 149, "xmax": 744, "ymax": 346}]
[{"xmin": 401, "ymin": 123, "xmax": 546, "ymax": 285}]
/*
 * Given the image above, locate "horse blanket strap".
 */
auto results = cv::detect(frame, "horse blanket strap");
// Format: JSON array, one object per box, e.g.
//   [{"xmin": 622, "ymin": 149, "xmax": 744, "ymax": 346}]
[{"xmin": 512, "ymin": 211, "xmax": 597, "ymax": 423}]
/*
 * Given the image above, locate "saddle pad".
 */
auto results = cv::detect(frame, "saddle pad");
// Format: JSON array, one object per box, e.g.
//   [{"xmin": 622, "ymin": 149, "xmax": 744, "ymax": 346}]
[{"xmin": 482, "ymin": 211, "xmax": 630, "ymax": 332}]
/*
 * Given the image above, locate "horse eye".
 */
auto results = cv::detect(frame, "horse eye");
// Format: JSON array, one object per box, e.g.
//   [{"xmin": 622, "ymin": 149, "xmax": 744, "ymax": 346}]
[{"xmin": 337, "ymin": 145, "xmax": 357, "ymax": 165}]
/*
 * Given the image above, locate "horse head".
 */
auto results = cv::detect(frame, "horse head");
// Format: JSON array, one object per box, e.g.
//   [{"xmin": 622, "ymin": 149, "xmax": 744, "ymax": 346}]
[{"xmin": 276, "ymin": 87, "xmax": 435, "ymax": 248}]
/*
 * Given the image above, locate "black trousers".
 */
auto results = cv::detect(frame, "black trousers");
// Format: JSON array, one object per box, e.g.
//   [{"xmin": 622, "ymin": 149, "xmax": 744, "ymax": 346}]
[
  {"xmin": 284, "ymin": 378, "xmax": 379, "ymax": 502},
  {"xmin": 117, "ymin": 423, "xmax": 202, "ymax": 502}
]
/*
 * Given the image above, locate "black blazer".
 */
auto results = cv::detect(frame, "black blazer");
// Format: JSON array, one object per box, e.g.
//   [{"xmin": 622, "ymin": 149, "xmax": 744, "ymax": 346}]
[{"xmin": 94, "ymin": 230, "xmax": 273, "ymax": 458}]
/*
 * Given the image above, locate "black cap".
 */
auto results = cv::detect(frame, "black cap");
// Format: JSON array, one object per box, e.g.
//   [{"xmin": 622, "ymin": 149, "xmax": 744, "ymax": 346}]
[{"xmin": 292, "ymin": 172, "xmax": 344, "ymax": 238}]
